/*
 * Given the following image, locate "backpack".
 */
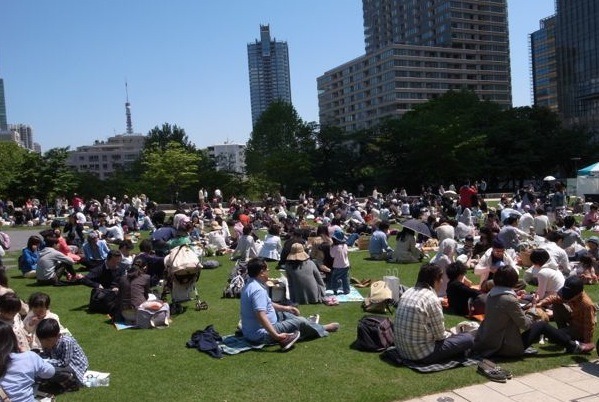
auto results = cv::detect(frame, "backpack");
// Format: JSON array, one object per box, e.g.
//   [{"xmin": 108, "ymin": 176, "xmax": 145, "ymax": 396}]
[
  {"xmin": 165, "ymin": 245, "xmax": 202, "ymax": 276},
  {"xmin": 223, "ymin": 262, "xmax": 248, "ymax": 299},
  {"xmin": 353, "ymin": 315, "xmax": 395, "ymax": 352},
  {"xmin": 0, "ymin": 232, "xmax": 10, "ymax": 250},
  {"xmin": 223, "ymin": 274, "xmax": 245, "ymax": 298},
  {"xmin": 361, "ymin": 281, "xmax": 394, "ymax": 314}
]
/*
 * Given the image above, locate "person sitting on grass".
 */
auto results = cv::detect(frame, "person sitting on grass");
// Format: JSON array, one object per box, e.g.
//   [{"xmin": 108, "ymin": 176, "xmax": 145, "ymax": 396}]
[
  {"xmin": 36, "ymin": 237, "xmax": 78, "ymax": 286},
  {"xmin": 81, "ymin": 231, "xmax": 111, "ymax": 270},
  {"xmin": 0, "ymin": 321, "xmax": 55, "ymax": 402},
  {"xmin": 36, "ymin": 318, "xmax": 89, "ymax": 394},
  {"xmin": 368, "ymin": 221, "xmax": 393, "ymax": 261},
  {"xmin": 240, "ymin": 258, "xmax": 339, "ymax": 351},
  {"xmin": 0, "ymin": 293, "xmax": 30, "ymax": 352},
  {"xmin": 390, "ymin": 227, "xmax": 422, "ymax": 263},
  {"xmin": 393, "ymin": 263, "xmax": 474, "ymax": 364},
  {"xmin": 23, "ymin": 292, "xmax": 66, "ymax": 351},
  {"xmin": 446, "ymin": 261, "xmax": 482, "ymax": 316},
  {"xmin": 81, "ymin": 250, "xmax": 123, "ymax": 290},
  {"xmin": 575, "ymin": 255, "xmax": 597, "ymax": 285},
  {"xmin": 537, "ymin": 275, "xmax": 597, "ymax": 347},
  {"xmin": 20, "ymin": 235, "xmax": 42, "ymax": 278},
  {"xmin": 134, "ymin": 239, "xmax": 165, "ymax": 287},
  {"xmin": 473, "ymin": 266, "xmax": 595, "ymax": 358}
]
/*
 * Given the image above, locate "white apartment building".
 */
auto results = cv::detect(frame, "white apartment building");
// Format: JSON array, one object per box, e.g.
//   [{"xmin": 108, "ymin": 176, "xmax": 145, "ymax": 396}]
[
  {"xmin": 206, "ymin": 143, "xmax": 246, "ymax": 174},
  {"xmin": 67, "ymin": 134, "xmax": 146, "ymax": 180}
]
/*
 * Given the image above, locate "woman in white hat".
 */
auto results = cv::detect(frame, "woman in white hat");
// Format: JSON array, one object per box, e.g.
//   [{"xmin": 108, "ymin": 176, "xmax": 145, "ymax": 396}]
[{"xmin": 285, "ymin": 243, "xmax": 326, "ymax": 304}]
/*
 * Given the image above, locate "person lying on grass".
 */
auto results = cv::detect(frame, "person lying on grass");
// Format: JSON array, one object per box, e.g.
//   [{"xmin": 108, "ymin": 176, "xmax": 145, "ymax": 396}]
[{"xmin": 239, "ymin": 257, "xmax": 339, "ymax": 351}]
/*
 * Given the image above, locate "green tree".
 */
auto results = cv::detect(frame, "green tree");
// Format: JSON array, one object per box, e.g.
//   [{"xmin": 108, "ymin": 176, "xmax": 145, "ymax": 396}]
[
  {"xmin": 373, "ymin": 90, "xmax": 500, "ymax": 190},
  {"xmin": 0, "ymin": 142, "xmax": 27, "ymax": 197},
  {"xmin": 245, "ymin": 101, "xmax": 316, "ymax": 197},
  {"xmin": 146, "ymin": 123, "xmax": 195, "ymax": 152},
  {"xmin": 7, "ymin": 147, "xmax": 78, "ymax": 204},
  {"xmin": 141, "ymin": 141, "xmax": 200, "ymax": 203}
]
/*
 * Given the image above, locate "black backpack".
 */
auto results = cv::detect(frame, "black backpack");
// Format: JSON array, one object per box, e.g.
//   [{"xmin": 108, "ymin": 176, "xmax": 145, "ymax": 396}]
[{"xmin": 352, "ymin": 315, "xmax": 395, "ymax": 352}]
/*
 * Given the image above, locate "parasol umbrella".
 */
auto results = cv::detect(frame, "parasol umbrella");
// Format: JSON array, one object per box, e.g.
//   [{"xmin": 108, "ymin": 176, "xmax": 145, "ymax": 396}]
[
  {"xmin": 401, "ymin": 219, "xmax": 432, "ymax": 238},
  {"xmin": 443, "ymin": 190, "xmax": 458, "ymax": 198},
  {"xmin": 543, "ymin": 175, "xmax": 556, "ymax": 181}
]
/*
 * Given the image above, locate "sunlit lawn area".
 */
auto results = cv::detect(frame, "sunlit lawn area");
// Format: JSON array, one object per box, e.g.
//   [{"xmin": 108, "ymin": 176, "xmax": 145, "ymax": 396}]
[{"xmin": 3, "ymin": 226, "xmax": 599, "ymax": 402}]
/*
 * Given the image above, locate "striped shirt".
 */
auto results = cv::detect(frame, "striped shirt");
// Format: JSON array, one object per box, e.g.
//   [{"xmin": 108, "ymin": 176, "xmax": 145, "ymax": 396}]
[{"xmin": 393, "ymin": 286, "xmax": 446, "ymax": 361}]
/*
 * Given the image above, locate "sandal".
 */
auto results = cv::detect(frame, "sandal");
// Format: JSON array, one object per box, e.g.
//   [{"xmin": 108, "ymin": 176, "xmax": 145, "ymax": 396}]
[{"xmin": 195, "ymin": 301, "xmax": 209, "ymax": 311}]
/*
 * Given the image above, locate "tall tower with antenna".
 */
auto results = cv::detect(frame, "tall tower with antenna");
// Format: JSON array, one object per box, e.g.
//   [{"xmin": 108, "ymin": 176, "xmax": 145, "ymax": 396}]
[{"xmin": 125, "ymin": 81, "xmax": 133, "ymax": 135}]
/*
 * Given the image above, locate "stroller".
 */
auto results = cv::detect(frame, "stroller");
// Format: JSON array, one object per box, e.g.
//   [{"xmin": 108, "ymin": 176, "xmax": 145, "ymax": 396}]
[{"xmin": 163, "ymin": 244, "xmax": 204, "ymax": 314}]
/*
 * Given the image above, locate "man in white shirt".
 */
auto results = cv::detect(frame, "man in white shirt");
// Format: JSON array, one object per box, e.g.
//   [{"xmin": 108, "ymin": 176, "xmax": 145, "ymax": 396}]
[
  {"xmin": 518, "ymin": 206, "xmax": 534, "ymax": 233},
  {"xmin": 538, "ymin": 231, "xmax": 570, "ymax": 276}
]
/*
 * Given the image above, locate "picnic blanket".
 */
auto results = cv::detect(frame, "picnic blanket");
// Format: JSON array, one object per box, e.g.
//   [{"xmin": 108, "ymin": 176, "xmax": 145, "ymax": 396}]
[
  {"xmin": 113, "ymin": 321, "xmax": 136, "ymax": 331},
  {"xmin": 380, "ymin": 347, "xmax": 478, "ymax": 373},
  {"xmin": 325, "ymin": 286, "xmax": 364, "ymax": 302},
  {"xmin": 218, "ymin": 335, "xmax": 267, "ymax": 355}
]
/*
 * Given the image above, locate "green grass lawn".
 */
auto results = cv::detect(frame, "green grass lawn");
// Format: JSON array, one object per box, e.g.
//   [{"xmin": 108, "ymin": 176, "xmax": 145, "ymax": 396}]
[{"xmin": 4, "ymin": 229, "xmax": 599, "ymax": 402}]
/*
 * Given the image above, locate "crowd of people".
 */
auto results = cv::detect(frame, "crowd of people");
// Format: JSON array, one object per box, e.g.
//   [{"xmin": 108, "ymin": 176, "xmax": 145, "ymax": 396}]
[{"xmin": 0, "ymin": 181, "xmax": 598, "ymax": 398}]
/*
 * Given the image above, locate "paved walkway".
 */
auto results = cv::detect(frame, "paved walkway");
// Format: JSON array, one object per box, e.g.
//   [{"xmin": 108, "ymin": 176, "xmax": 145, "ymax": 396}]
[{"xmin": 402, "ymin": 360, "xmax": 599, "ymax": 402}]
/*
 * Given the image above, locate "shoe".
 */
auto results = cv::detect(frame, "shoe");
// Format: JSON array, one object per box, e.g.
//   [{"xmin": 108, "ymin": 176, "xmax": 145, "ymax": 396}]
[
  {"xmin": 477, "ymin": 361, "xmax": 507, "ymax": 383},
  {"xmin": 308, "ymin": 314, "xmax": 320, "ymax": 324},
  {"xmin": 572, "ymin": 341, "xmax": 595, "ymax": 354},
  {"xmin": 279, "ymin": 331, "xmax": 300, "ymax": 351},
  {"xmin": 480, "ymin": 359, "xmax": 512, "ymax": 380},
  {"xmin": 524, "ymin": 346, "xmax": 538, "ymax": 355}
]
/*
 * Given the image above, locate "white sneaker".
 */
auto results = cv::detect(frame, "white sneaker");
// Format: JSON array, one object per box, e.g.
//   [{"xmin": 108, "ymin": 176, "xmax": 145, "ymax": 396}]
[{"xmin": 308, "ymin": 314, "xmax": 320, "ymax": 324}]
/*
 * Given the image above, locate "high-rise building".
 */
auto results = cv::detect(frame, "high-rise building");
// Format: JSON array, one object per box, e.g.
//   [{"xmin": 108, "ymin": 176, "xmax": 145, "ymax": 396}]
[
  {"xmin": 247, "ymin": 25, "xmax": 292, "ymax": 126},
  {"xmin": 530, "ymin": 16, "xmax": 558, "ymax": 112},
  {"xmin": 0, "ymin": 78, "xmax": 7, "ymax": 131},
  {"xmin": 318, "ymin": 0, "xmax": 512, "ymax": 131},
  {"xmin": 555, "ymin": 0, "xmax": 599, "ymax": 131},
  {"xmin": 8, "ymin": 124, "xmax": 34, "ymax": 150}
]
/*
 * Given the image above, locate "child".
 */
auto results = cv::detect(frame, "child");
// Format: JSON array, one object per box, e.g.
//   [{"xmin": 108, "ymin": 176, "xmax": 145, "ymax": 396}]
[
  {"xmin": 23, "ymin": 292, "xmax": 66, "ymax": 350},
  {"xmin": 329, "ymin": 229, "xmax": 350, "ymax": 295},
  {"xmin": 0, "ymin": 292, "xmax": 30, "ymax": 352},
  {"xmin": 577, "ymin": 255, "xmax": 597, "ymax": 285},
  {"xmin": 36, "ymin": 318, "xmax": 89, "ymax": 394}
]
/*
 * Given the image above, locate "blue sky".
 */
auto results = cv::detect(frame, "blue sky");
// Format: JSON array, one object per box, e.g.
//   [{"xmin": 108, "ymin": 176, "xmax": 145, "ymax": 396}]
[{"xmin": 1, "ymin": 0, "xmax": 555, "ymax": 152}]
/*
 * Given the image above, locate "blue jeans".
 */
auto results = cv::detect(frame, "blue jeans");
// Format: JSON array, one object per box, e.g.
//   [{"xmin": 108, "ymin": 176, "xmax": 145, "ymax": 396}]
[
  {"xmin": 265, "ymin": 312, "xmax": 328, "ymax": 343},
  {"xmin": 328, "ymin": 267, "xmax": 350, "ymax": 294}
]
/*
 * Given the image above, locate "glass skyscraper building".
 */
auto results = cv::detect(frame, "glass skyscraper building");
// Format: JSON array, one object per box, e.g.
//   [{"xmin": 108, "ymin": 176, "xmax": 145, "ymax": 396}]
[
  {"xmin": 247, "ymin": 25, "xmax": 292, "ymax": 126},
  {"xmin": 530, "ymin": 16, "xmax": 558, "ymax": 112},
  {"xmin": 531, "ymin": 0, "xmax": 599, "ymax": 132},
  {"xmin": 555, "ymin": 0, "xmax": 599, "ymax": 130}
]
